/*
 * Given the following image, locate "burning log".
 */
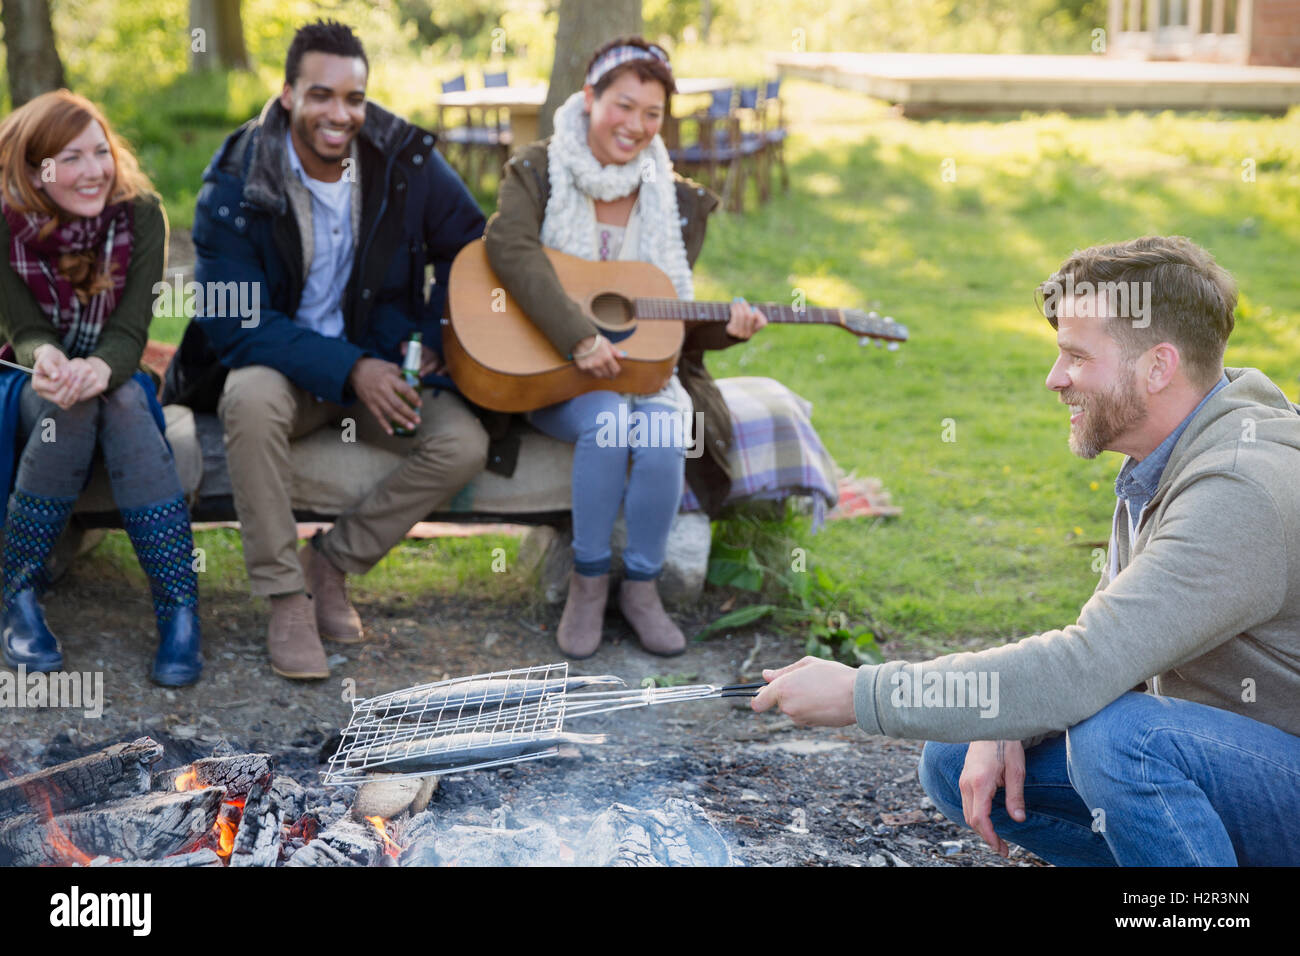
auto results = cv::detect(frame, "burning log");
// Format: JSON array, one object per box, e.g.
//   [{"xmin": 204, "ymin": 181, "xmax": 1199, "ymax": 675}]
[
  {"xmin": 284, "ymin": 818, "xmax": 384, "ymax": 867},
  {"xmin": 0, "ymin": 737, "xmax": 162, "ymax": 823},
  {"xmin": 93, "ymin": 848, "xmax": 225, "ymax": 867},
  {"xmin": 229, "ymin": 776, "xmax": 305, "ymax": 867},
  {"xmin": 156, "ymin": 753, "xmax": 273, "ymax": 796},
  {"xmin": 0, "ymin": 787, "xmax": 225, "ymax": 866}
]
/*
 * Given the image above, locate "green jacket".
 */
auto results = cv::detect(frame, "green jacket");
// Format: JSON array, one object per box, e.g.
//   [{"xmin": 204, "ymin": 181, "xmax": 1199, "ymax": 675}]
[
  {"xmin": 853, "ymin": 367, "xmax": 1300, "ymax": 743},
  {"xmin": 0, "ymin": 196, "xmax": 167, "ymax": 391},
  {"xmin": 483, "ymin": 140, "xmax": 743, "ymax": 516}
]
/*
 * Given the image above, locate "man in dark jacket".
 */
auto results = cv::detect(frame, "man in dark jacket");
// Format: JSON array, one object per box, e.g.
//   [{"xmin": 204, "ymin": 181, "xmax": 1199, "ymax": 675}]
[{"xmin": 163, "ymin": 21, "xmax": 488, "ymax": 679}]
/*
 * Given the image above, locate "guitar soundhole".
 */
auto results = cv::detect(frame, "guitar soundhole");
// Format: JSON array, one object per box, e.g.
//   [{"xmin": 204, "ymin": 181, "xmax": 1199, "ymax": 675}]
[{"xmin": 590, "ymin": 292, "xmax": 635, "ymax": 331}]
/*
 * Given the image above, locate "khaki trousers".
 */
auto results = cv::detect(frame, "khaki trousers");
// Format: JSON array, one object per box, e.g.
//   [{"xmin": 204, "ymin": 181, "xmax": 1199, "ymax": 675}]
[{"xmin": 218, "ymin": 365, "xmax": 488, "ymax": 596}]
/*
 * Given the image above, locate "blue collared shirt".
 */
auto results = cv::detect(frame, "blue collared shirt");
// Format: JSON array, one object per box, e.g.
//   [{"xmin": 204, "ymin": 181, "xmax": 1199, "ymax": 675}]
[
  {"xmin": 1114, "ymin": 374, "xmax": 1230, "ymax": 540},
  {"xmin": 285, "ymin": 130, "xmax": 354, "ymax": 340}
]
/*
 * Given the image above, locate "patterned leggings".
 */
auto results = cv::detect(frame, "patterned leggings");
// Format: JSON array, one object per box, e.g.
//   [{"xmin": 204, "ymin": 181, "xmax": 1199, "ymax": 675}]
[
  {"xmin": 6, "ymin": 380, "xmax": 196, "ymax": 619},
  {"xmin": 17, "ymin": 378, "xmax": 182, "ymax": 505}
]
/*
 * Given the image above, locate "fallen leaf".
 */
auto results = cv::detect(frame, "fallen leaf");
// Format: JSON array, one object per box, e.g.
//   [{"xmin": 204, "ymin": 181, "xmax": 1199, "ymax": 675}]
[{"xmin": 879, "ymin": 810, "xmax": 928, "ymax": 826}]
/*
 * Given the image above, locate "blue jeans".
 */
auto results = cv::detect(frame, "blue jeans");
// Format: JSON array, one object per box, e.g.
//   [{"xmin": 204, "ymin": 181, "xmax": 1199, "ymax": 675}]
[
  {"xmin": 918, "ymin": 692, "xmax": 1300, "ymax": 866},
  {"xmin": 529, "ymin": 390, "xmax": 686, "ymax": 580}
]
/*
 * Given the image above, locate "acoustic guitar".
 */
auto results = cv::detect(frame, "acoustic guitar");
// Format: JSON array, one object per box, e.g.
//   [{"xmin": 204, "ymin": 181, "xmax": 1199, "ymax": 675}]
[{"xmin": 444, "ymin": 242, "xmax": 908, "ymax": 413}]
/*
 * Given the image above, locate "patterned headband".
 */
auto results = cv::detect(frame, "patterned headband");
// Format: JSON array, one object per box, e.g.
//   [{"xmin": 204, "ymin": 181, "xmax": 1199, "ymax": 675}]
[{"xmin": 585, "ymin": 44, "xmax": 671, "ymax": 87}]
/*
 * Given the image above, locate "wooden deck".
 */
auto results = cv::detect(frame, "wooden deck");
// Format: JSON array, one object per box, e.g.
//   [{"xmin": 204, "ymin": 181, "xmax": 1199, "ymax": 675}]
[{"xmin": 772, "ymin": 52, "xmax": 1300, "ymax": 114}]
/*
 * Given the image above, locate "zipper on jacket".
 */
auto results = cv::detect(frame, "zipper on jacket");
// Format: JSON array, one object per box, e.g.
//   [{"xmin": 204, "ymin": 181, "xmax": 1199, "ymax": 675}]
[{"xmin": 347, "ymin": 127, "xmax": 415, "ymax": 342}]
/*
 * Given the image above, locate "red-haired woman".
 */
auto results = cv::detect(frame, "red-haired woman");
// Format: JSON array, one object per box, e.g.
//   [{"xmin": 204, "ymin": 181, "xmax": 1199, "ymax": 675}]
[
  {"xmin": 485, "ymin": 38, "xmax": 766, "ymax": 659},
  {"xmin": 0, "ymin": 90, "xmax": 202, "ymax": 685}
]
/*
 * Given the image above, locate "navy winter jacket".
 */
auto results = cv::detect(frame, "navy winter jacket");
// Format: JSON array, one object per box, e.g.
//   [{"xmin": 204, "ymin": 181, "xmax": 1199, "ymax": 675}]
[{"xmin": 162, "ymin": 97, "xmax": 485, "ymax": 409}]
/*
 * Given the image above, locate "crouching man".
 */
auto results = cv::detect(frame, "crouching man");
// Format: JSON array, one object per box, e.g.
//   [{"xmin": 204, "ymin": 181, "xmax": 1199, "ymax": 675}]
[
  {"xmin": 163, "ymin": 21, "xmax": 488, "ymax": 679},
  {"xmin": 754, "ymin": 236, "xmax": 1300, "ymax": 865}
]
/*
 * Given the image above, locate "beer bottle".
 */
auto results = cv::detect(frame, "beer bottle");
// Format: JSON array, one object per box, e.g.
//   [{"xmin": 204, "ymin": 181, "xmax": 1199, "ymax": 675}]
[{"xmin": 392, "ymin": 332, "xmax": 422, "ymax": 437}]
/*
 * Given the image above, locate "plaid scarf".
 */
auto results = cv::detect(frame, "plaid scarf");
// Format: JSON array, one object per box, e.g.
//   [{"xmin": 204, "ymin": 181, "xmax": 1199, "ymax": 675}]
[{"xmin": 2, "ymin": 198, "xmax": 134, "ymax": 358}]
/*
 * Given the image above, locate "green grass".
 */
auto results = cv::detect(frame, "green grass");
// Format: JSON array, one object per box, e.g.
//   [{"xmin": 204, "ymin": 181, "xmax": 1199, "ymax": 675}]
[
  {"xmin": 693, "ymin": 84, "xmax": 1300, "ymax": 649},
  {"xmin": 84, "ymin": 74, "xmax": 1300, "ymax": 654},
  {"xmin": 89, "ymin": 528, "xmax": 527, "ymax": 610}
]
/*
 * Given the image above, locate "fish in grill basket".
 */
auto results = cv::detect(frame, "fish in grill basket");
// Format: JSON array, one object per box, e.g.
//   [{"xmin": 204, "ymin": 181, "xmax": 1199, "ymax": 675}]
[
  {"xmin": 351, "ymin": 730, "xmax": 608, "ymax": 774},
  {"xmin": 364, "ymin": 675, "xmax": 624, "ymax": 717}
]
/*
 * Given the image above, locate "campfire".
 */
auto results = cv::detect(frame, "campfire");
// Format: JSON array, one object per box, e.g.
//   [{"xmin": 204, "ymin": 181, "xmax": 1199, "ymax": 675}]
[
  {"xmin": 0, "ymin": 739, "xmax": 326, "ymax": 867},
  {"xmin": 0, "ymin": 736, "xmax": 732, "ymax": 867}
]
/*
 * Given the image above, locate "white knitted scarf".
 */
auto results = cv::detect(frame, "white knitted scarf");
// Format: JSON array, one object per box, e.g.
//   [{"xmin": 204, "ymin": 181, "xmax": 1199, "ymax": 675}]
[{"xmin": 540, "ymin": 92, "xmax": 694, "ymax": 300}]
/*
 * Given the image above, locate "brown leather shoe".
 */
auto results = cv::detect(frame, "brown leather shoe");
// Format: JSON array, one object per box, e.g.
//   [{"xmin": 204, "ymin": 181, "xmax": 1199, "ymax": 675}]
[
  {"xmin": 300, "ymin": 539, "xmax": 364, "ymax": 644},
  {"xmin": 618, "ymin": 578, "xmax": 686, "ymax": 657},
  {"xmin": 557, "ymin": 573, "xmax": 608, "ymax": 659},
  {"xmin": 267, "ymin": 592, "xmax": 329, "ymax": 679}
]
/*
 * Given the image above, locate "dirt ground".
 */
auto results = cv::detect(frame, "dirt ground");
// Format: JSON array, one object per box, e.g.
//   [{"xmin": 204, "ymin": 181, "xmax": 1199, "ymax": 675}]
[{"xmin": 4, "ymin": 556, "xmax": 1045, "ymax": 868}]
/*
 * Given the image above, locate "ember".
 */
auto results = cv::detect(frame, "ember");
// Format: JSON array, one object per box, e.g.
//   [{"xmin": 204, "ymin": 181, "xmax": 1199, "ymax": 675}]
[{"xmin": 213, "ymin": 799, "xmax": 245, "ymax": 859}]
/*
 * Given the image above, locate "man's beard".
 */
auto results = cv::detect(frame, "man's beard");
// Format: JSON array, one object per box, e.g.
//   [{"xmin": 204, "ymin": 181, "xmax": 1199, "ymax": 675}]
[
  {"xmin": 1064, "ymin": 367, "xmax": 1147, "ymax": 459},
  {"xmin": 292, "ymin": 114, "xmax": 352, "ymax": 166}
]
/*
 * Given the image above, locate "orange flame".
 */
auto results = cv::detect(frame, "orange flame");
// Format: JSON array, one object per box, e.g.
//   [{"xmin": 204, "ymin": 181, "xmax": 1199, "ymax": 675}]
[
  {"xmin": 366, "ymin": 815, "xmax": 403, "ymax": 858},
  {"xmin": 45, "ymin": 815, "xmax": 94, "ymax": 866},
  {"xmin": 174, "ymin": 769, "xmax": 199, "ymax": 791},
  {"xmin": 29, "ymin": 787, "xmax": 93, "ymax": 866},
  {"xmin": 213, "ymin": 798, "xmax": 245, "ymax": 860}
]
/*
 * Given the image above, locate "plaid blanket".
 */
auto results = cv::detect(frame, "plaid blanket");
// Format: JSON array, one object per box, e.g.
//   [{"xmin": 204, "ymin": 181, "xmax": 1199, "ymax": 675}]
[{"xmin": 680, "ymin": 376, "xmax": 839, "ymax": 527}]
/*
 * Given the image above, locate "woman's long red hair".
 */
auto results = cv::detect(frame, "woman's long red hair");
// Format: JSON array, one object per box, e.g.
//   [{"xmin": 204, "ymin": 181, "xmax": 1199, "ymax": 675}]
[
  {"xmin": 0, "ymin": 90, "xmax": 155, "ymax": 299},
  {"xmin": 0, "ymin": 89, "xmax": 154, "ymax": 225}
]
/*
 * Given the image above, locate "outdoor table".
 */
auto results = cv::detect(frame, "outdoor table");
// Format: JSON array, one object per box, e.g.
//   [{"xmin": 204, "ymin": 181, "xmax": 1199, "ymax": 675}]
[
  {"xmin": 434, "ymin": 78, "xmax": 735, "ymax": 147},
  {"xmin": 674, "ymin": 77, "xmax": 732, "ymax": 96},
  {"xmin": 436, "ymin": 83, "xmax": 548, "ymax": 146}
]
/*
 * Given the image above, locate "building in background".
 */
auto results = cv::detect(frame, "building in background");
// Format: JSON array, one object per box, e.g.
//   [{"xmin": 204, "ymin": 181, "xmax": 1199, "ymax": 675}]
[{"xmin": 1109, "ymin": 0, "xmax": 1300, "ymax": 67}]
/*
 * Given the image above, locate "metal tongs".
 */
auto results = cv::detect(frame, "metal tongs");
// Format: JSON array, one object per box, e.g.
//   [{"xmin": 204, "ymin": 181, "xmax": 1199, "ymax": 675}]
[{"xmin": 323, "ymin": 663, "xmax": 767, "ymax": 785}]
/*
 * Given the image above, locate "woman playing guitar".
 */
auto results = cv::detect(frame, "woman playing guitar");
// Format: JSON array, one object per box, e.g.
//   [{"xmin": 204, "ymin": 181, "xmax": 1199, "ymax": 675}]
[{"xmin": 483, "ymin": 37, "xmax": 766, "ymax": 658}]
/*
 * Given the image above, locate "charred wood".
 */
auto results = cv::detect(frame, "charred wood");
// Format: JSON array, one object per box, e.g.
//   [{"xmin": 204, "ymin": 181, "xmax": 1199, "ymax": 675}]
[
  {"xmin": 155, "ymin": 752, "xmax": 273, "ymax": 796},
  {"xmin": 0, "ymin": 737, "xmax": 162, "ymax": 823},
  {"xmin": 93, "ymin": 847, "xmax": 224, "ymax": 867},
  {"xmin": 284, "ymin": 817, "xmax": 382, "ymax": 867},
  {"xmin": 0, "ymin": 787, "xmax": 224, "ymax": 866},
  {"xmin": 229, "ymin": 775, "xmax": 305, "ymax": 867}
]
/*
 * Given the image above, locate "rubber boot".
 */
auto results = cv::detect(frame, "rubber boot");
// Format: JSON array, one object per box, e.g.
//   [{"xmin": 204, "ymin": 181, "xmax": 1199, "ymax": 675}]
[
  {"xmin": 120, "ymin": 497, "xmax": 203, "ymax": 687},
  {"xmin": 1, "ymin": 490, "xmax": 75, "ymax": 672},
  {"xmin": 557, "ymin": 572, "xmax": 608, "ymax": 660}
]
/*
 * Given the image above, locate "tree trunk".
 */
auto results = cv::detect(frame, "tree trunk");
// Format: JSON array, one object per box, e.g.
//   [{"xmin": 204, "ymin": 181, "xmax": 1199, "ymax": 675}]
[
  {"xmin": 189, "ymin": 0, "xmax": 250, "ymax": 72},
  {"xmin": 539, "ymin": 0, "xmax": 643, "ymax": 139},
  {"xmin": 0, "ymin": 0, "xmax": 66, "ymax": 107}
]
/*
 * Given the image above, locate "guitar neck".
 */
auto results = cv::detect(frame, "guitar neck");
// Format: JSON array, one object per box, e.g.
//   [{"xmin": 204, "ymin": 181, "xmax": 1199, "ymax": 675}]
[{"xmin": 633, "ymin": 298, "xmax": 843, "ymax": 327}]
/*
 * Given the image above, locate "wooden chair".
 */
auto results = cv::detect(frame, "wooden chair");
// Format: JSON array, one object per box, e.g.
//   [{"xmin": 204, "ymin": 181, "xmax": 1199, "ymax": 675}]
[
  {"xmin": 735, "ymin": 86, "xmax": 769, "ymax": 208},
  {"xmin": 761, "ymin": 78, "xmax": 789, "ymax": 193},
  {"xmin": 435, "ymin": 73, "xmax": 512, "ymax": 190},
  {"xmin": 669, "ymin": 87, "xmax": 746, "ymax": 210},
  {"xmin": 435, "ymin": 75, "xmax": 475, "ymax": 180}
]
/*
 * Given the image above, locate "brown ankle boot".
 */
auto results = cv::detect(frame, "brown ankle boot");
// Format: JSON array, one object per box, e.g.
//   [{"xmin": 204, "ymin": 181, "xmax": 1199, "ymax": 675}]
[
  {"xmin": 557, "ymin": 573, "xmax": 608, "ymax": 659},
  {"xmin": 267, "ymin": 592, "xmax": 329, "ymax": 679},
  {"xmin": 300, "ymin": 539, "xmax": 363, "ymax": 643},
  {"xmin": 618, "ymin": 578, "xmax": 686, "ymax": 656}
]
